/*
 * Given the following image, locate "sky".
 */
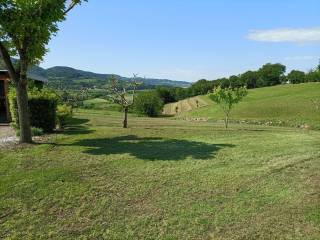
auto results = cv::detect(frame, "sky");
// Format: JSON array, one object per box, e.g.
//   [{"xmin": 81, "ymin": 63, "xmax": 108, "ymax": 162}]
[{"xmin": 41, "ymin": 0, "xmax": 320, "ymax": 82}]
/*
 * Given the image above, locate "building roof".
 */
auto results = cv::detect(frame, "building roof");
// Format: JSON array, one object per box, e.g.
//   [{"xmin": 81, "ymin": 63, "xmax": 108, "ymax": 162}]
[{"xmin": 0, "ymin": 70, "xmax": 48, "ymax": 82}]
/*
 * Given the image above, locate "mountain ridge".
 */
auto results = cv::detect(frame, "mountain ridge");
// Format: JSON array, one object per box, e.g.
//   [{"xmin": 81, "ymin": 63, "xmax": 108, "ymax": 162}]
[
  {"xmin": 31, "ymin": 65, "xmax": 191, "ymax": 89},
  {"xmin": 0, "ymin": 59, "xmax": 191, "ymax": 88}
]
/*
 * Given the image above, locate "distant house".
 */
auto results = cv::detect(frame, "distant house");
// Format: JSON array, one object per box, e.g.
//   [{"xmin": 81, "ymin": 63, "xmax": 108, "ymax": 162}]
[{"xmin": 0, "ymin": 70, "xmax": 47, "ymax": 123}]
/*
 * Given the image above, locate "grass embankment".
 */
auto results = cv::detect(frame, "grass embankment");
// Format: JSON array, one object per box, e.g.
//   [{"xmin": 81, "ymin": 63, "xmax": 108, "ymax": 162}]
[
  {"xmin": 165, "ymin": 83, "xmax": 320, "ymax": 129},
  {"xmin": 0, "ymin": 109, "xmax": 319, "ymax": 239}
]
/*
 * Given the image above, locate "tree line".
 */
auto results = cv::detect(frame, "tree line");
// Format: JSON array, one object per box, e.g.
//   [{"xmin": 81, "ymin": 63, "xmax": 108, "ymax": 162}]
[{"xmin": 156, "ymin": 63, "xmax": 320, "ymax": 104}]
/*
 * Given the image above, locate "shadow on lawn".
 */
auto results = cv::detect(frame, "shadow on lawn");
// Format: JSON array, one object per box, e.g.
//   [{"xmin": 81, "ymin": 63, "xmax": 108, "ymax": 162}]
[
  {"xmin": 70, "ymin": 135, "xmax": 235, "ymax": 161},
  {"xmin": 63, "ymin": 118, "xmax": 95, "ymax": 135}
]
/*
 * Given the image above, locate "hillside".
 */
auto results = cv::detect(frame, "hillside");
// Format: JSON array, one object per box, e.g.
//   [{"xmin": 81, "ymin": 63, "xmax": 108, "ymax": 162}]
[
  {"xmin": 0, "ymin": 59, "xmax": 190, "ymax": 89},
  {"xmin": 164, "ymin": 83, "xmax": 320, "ymax": 129},
  {"xmin": 35, "ymin": 66, "xmax": 190, "ymax": 89}
]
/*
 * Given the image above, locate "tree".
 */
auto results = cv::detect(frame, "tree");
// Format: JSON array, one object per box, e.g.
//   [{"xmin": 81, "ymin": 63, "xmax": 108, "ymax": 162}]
[
  {"xmin": 258, "ymin": 63, "xmax": 286, "ymax": 86},
  {"xmin": 156, "ymin": 86, "xmax": 176, "ymax": 104},
  {"xmin": 287, "ymin": 70, "xmax": 306, "ymax": 84},
  {"xmin": 189, "ymin": 79, "xmax": 215, "ymax": 96},
  {"xmin": 305, "ymin": 68, "xmax": 320, "ymax": 83},
  {"xmin": 209, "ymin": 86, "xmax": 248, "ymax": 129},
  {"xmin": 134, "ymin": 91, "xmax": 163, "ymax": 117},
  {"xmin": 240, "ymin": 71, "xmax": 259, "ymax": 89},
  {"xmin": 107, "ymin": 75, "xmax": 140, "ymax": 128},
  {"xmin": 0, "ymin": 0, "xmax": 86, "ymax": 143}
]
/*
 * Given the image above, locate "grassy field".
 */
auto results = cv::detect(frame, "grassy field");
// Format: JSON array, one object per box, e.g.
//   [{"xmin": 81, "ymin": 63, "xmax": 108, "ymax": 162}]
[
  {"xmin": 0, "ymin": 109, "xmax": 319, "ymax": 239},
  {"xmin": 83, "ymin": 98, "xmax": 120, "ymax": 111},
  {"xmin": 166, "ymin": 83, "xmax": 320, "ymax": 129}
]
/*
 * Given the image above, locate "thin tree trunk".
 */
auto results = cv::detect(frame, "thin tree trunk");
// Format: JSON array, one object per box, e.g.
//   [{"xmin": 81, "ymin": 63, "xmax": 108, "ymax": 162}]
[
  {"xmin": 123, "ymin": 107, "xmax": 128, "ymax": 128},
  {"xmin": 16, "ymin": 69, "xmax": 32, "ymax": 143},
  {"xmin": 225, "ymin": 114, "xmax": 229, "ymax": 129}
]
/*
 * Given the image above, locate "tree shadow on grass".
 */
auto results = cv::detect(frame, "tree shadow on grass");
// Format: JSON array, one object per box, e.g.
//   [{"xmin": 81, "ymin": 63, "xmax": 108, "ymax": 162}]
[
  {"xmin": 62, "ymin": 118, "xmax": 95, "ymax": 135},
  {"xmin": 70, "ymin": 135, "xmax": 235, "ymax": 161}
]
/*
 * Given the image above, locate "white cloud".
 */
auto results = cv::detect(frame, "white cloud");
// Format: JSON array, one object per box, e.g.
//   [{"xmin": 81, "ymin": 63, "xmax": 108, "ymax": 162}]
[
  {"xmin": 247, "ymin": 28, "xmax": 320, "ymax": 43},
  {"xmin": 284, "ymin": 56, "xmax": 319, "ymax": 61}
]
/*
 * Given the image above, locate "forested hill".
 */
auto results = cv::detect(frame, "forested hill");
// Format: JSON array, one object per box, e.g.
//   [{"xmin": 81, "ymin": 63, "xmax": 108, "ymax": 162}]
[
  {"xmin": 0, "ymin": 59, "xmax": 190, "ymax": 89},
  {"xmin": 32, "ymin": 66, "xmax": 191, "ymax": 89}
]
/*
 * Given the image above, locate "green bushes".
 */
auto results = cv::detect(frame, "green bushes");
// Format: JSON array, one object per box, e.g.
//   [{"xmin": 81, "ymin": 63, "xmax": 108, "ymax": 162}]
[
  {"xmin": 16, "ymin": 127, "xmax": 44, "ymax": 137},
  {"xmin": 9, "ymin": 88, "xmax": 58, "ymax": 133},
  {"xmin": 56, "ymin": 104, "xmax": 73, "ymax": 129},
  {"xmin": 134, "ymin": 91, "xmax": 164, "ymax": 117}
]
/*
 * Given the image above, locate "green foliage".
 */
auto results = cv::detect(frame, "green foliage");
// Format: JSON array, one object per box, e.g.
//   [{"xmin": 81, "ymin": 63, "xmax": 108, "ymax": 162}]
[
  {"xmin": 16, "ymin": 127, "xmax": 44, "ymax": 137},
  {"xmin": 0, "ymin": 0, "xmax": 86, "ymax": 65},
  {"xmin": 82, "ymin": 98, "xmax": 121, "ymax": 112},
  {"xmin": 39, "ymin": 66, "xmax": 189, "ymax": 90},
  {"xmin": 9, "ymin": 88, "xmax": 58, "ymax": 132},
  {"xmin": 209, "ymin": 86, "xmax": 248, "ymax": 128},
  {"xmin": 165, "ymin": 62, "xmax": 319, "ymax": 104},
  {"xmin": 287, "ymin": 70, "xmax": 306, "ymax": 84},
  {"xmin": 181, "ymin": 83, "xmax": 320, "ymax": 129},
  {"xmin": 258, "ymin": 63, "xmax": 286, "ymax": 86},
  {"xmin": 305, "ymin": 68, "xmax": 320, "ymax": 83},
  {"xmin": 56, "ymin": 104, "xmax": 73, "ymax": 129},
  {"xmin": 134, "ymin": 91, "xmax": 164, "ymax": 117},
  {"xmin": 59, "ymin": 89, "xmax": 88, "ymax": 108},
  {"xmin": 156, "ymin": 86, "xmax": 177, "ymax": 104}
]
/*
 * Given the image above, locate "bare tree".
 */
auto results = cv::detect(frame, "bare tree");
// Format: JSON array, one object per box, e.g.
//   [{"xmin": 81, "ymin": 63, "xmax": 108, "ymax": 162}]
[{"xmin": 107, "ymin": 74, "xmax": 141, "ymax": 128}]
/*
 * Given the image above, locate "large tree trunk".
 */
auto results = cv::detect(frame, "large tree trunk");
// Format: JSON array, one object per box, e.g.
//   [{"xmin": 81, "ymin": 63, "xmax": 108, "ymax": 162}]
[
  {"xmin": 123, "ymin": 107, "xmax": 128, "ymax": 128},
  {"xmin": 0, "ymin": 42, "xmax": 32, "ymax": 143},
  {"xmin": 16, "ymin": 68, "xmax": 32, "ymax": 143}
]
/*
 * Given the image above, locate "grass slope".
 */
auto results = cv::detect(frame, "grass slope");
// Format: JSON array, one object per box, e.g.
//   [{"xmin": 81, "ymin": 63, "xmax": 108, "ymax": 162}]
[
  {"xmin": 169, "ymin": 83, "xmax": 320, "ymax": 129},
  {"xmin": 163, "ymin": 96, "xmax": 208, "ymax": 115},
  {"xmin": 0, "ymin": 109, "xmax": 319, "ymax": 239}
]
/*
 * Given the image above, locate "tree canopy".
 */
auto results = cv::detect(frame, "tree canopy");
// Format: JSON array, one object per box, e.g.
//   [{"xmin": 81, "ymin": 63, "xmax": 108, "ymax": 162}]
[{"xmin": 0, "ymin": 0, "xmax": 86, "ymax": 143}]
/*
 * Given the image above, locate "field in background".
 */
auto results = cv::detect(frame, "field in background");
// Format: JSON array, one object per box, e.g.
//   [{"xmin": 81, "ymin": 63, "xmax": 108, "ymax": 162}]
[
  {"xmin": 1, "ymin": 109, "xmax": 319, "ymax": 239},
  {"xmin": 165, "ymin": 83, "xmax": 320, "ymax": 129}
]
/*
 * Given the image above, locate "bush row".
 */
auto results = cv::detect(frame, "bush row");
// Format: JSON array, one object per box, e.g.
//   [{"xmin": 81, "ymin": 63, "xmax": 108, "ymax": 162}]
[{"xmin": 9, "ymin": 88, "xmax": 72, "ymax": 133}]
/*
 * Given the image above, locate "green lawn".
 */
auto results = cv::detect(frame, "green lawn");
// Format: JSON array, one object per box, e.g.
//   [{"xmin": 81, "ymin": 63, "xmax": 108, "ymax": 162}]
[
  {"xmin": 178, "ymin": 83, "xmax": 320, "ymax": 129},
  {"xmin": 0, "ymin": 109, "xmax": 319, "ymax": 239}
]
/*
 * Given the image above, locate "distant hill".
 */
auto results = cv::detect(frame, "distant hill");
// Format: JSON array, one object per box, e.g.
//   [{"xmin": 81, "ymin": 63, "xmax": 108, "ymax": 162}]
[
  {"xmin": 0, "ymin": 59, "xmax": 190, "ymax": 89},
  {"xmin": 32, "ymin": 66, "xmax": 190, "ymax": 89},
  {"xmin": 164, "ymin": 83, "xmax": 320, "ymax": 129}
]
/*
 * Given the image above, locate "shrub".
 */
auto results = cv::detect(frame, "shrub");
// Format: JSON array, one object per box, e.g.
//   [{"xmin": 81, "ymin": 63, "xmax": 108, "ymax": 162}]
[
  {"xmin": 56, "ymin": 104, "xmax": 73, "ymax": 129},
  {"xmin": 16, "ymin": 127, "xmax": 44, "ymax": 137},
  {"xmin": 134, "ymin": 91, "xmax": 164, "ymax": 117},
  {"xmin": 9, "ymin": 88, "xmax": 58, "ymax": 133}
]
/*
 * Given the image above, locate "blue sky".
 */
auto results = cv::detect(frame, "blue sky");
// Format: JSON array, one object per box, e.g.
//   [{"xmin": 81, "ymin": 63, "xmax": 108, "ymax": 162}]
[{"xmin": 41, "ymin": 0, "xmax": 320, "ymax": 82}]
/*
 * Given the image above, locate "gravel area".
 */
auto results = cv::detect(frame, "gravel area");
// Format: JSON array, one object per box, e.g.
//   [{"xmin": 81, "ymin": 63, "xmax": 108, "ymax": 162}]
[{"xmin": 0, "ymin": 125, "xmax": 18, "ymax": 146}]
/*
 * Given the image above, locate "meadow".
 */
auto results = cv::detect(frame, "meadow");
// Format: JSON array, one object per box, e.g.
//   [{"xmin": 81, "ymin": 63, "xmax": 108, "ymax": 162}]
[
  {"xmin": 164, "ymin": 83, "xmax": 320, "ymax": 129},
  {"xmin": 0, "ymin": 109, "xmax": 319, "ymax": 239}
]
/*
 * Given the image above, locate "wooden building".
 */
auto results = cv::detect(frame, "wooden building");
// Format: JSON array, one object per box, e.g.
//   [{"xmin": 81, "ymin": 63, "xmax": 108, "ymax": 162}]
[
  {"xmin": 0, "ymin": 70, "xmax": 10, "ymax": 123},
  {"xmin": 0, "ymin": 70, "xmax": 48, "ymax": 123}
]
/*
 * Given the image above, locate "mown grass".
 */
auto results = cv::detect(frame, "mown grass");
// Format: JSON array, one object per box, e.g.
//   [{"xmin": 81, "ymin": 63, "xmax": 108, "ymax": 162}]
[
  {"xmin": 0, "ymin": 109, "xmax": 319, "ymax": 239},
  {"xmin": 177, "ymin": 83, "xmax": 320, "ymax": 129}
]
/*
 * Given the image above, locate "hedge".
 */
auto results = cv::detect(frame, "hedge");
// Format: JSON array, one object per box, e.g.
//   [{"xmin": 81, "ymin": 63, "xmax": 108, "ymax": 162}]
[{"xmin": 9, "ymin": 88, "xmax": 58, "ymax": 133}]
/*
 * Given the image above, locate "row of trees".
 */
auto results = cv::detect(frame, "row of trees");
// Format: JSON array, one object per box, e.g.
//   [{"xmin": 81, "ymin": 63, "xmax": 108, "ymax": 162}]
[{"xmin": 156, "ymin": 63, "xmax": 320, "ymax": 104}]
